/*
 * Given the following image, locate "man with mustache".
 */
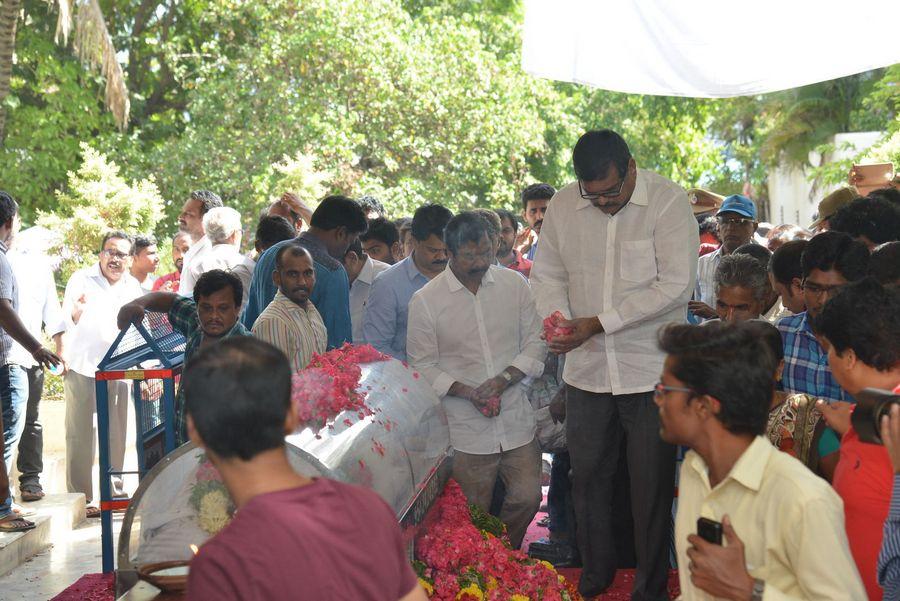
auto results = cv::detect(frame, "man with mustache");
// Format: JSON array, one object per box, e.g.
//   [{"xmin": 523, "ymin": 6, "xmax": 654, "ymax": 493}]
[
  {"xmin": 495, "ymin": 209, "xmax": 532, "ymax": 277},
  {"xmin": 64, "ymin": 231, "xmax": 142, "ymax": 516},
  {"xmin": 407, "ymin": 212, "xmax": 546, "ymax": 549},
  {"xmin": 152, "ymin": 232, "xmax": 192, "ymax": 293},
  {"xmin": 252, "ymin": 244, "xmax": 326, "ymax": 372},
  {"xmin": 690, "ymin": 195, "xmax": 759, "ymax": 321},
  {"xmin": 515, "ymin": 183, "xmax": 556, "ymax": 261},
  {"xmin": 362, "ymin": 203, "xmax": 452, "ymax": 361},
  {"xmin": 118, "ymin": 269, "xmax": 251, "ymax": 444},
  {"xmin": 177, "ymin": 190, "xmax": 224, "ymax": 297}
]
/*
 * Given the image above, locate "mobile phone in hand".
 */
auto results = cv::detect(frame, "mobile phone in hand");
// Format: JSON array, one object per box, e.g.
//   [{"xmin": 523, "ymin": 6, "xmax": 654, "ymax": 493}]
[{"xmin": 697, "ymin": 517, "xmax": 723, "ymax": 545}]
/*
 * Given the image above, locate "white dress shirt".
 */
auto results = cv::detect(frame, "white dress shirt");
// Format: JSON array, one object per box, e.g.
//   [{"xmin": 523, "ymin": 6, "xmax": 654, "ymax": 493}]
[
  {"xmin": 62, "ymin": 264, "xmax": 143, "ymax": 377},
  {"xmin": 695, "ymin": 246, "xmax": 722, "ymax": 308},
  {"xmin": 530, "ymin": 170, "xmax": 699, "ymax": 395},
  {"xmin": 676, "ymin": 436, "xmax": 865, "ymax": 600},
  {"xmin": 407, "ymin": 265, "xmax": 546, "ymax": 455},
  {"xmin": 7, "ymin": 252, "xmax": 66, "ymax": 368},
  {"xmin": 183, "ymin": 243, "xmax": 255, "ymax": 307},
  {"xmin": 350, "ymin": 256, "xmax": 389, "ymax": 343},
  {"xmin": 177, "ymin": 235, "xmax": 211, "ymax": 297}
]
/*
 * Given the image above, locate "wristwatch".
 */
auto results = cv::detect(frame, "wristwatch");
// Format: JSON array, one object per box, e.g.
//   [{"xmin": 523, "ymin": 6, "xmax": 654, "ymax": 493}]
[
  {"xmin": 750, "ymin": 578, "xmax": 765, "ymax": 601},
  {"xmin": 499, "ymin": 369, "xmax": 513, "ymax": 383}
]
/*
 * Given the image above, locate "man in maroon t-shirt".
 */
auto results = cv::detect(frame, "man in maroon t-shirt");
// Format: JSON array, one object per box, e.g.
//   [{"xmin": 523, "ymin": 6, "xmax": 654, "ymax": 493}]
[{"xmin": 183, "ymin": 337, "xmax": 425, "ymax": 601}]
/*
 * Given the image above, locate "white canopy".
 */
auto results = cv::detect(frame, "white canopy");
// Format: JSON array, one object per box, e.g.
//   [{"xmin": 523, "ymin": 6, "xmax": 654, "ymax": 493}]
[{"xmin": 522, "ymin": 0, "xmax": 900, "ymax": 97}]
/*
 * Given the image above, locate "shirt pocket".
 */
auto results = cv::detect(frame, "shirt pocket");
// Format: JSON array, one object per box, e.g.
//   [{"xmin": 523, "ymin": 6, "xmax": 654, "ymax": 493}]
[{"xmin": 620, "ymin": 239, "xmax": 656, "ymax": 283}]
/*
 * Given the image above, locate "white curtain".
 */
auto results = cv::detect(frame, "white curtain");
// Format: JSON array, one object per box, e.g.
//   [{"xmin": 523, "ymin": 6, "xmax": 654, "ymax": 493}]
[{"xmin": 522, "ymin": 0, "xmax": 900, "ymax": 97}]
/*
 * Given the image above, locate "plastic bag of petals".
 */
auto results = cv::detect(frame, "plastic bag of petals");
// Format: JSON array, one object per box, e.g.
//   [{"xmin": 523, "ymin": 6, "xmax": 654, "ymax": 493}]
[{"xmin": 290, "ymin": 344, "xmax": 391, "ymax": 433}]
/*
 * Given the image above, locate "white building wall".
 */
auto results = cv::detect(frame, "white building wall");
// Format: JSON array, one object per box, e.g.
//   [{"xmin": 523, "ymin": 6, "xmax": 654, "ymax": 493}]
[{"xmin": 767, "ymin": 131, "xmax": 884, "ymax": 228}]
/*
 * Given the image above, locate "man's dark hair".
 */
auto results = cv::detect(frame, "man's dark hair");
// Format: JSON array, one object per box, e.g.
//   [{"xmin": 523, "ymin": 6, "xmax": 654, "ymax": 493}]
[
  {"xmin": 715, "ymin": 254, "xmax": 771, "ymax": 303},
  {"xmin": 698, "ymin": 215, "xmax": 719, "ymax": 239},
  {"xmin": 495, "ymin": 209, "xmax": 519, "ymax": 234},
  {"xmin": 572, "ymin": 130, "xmax": 632, "ymax": 182},
  {"xmin": 183, "ymin": 337, "xmax": 291, "ymax": 460},
  {"xmin": 360, "ymin": 217, "xmax": 399, "ymax": 247},
  {"xmin": 829, "ymin": 197, "xmax": 900, "ymax": 245},
  {"xmin": 733, "ymin": 243, "xmax": 772, "ymax": 266},
  {"xmin": 190, "ymin": 190, "xmax": 223, "ymax": 214},
  {"xmin": 769, "ymin": 239, "xmax": 807, "ymax": 285},
  {"xmin": 100, "ymin": 230, "xmax": 133, "ymax": 252},
  {"xmin": 657, "ymin": 322, "xmax": 774, "ymax": 436},
  {"xmin": 0, "ymin": 191, "xmax": 18, "ymax": 224},
  {"xmin": 345, "ymin": 238, "xmax": 363, "ymax": 260},
  {"xmin": 521, "ymin": 183, "xmax": 556, "ymax": 209},
  {"xmin": 411, "ymin": 203, "xmax": 453, "ymax": 242},
  {"xmin": 357, "ymin": 195, "xmax": 386, "ymax": 218},
  {"xmin": 274, "ymin": 242, "xmax": 312, "ymax": 270},
  {"xmin": 309, "ymin": 195, "xmax": 368, "ymax": 234},
  {"xmin": 255, "ymin": 215, "xmax": 296, "ymax": 251},
  {"xmin": 801, "ymin": 231, "xmax": 869, "ymax": 281},
  {"xmin": 870, "ymin": 241, "xmax": 900, "ymax": 286},
  {"xmin": 472, "ymin": 208, "xmax": 501, "ymax": 239},
  {"xmin": 743, "ymin": 320, "xmax": 785, "ymax": 365},
  {"xmin": 193, "ymin": 269, "xmax": 242, "ymax": 307},
  {"xmin": 131, "ymin": 234, "xmax": 157, "ymax": 256},
  {"xmin": 867, "ymin": 187, "xmax": 900, "ymax": 205},
  {"xmin": 814, "ymin": 278, "xmax": 900, "ymax": 371},
  {"xmin": 444, "ymin": 211, "xmax": 491, "ymax": 255}
]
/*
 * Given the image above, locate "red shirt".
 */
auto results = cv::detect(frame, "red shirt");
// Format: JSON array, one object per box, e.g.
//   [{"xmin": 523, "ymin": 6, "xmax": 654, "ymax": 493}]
[
  {"xmin": 833, "ymin": 426, "xmax": 893, "ymax": 601},
  {"xmin": 152, "ymin": 271, "xmax": 181, "ymax": 293},
  {"xmin": 187, "ymin": 478, "xmax": 418, "ymax": 601},
  {"xmin": 503, "ymin": 250, "xmax": 533, "ymax": 278}
]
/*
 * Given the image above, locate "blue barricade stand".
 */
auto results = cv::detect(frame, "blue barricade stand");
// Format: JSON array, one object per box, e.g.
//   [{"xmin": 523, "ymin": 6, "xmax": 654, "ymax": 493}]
[{"xmin": 95, "ymin": 311, "xmax": 186, "ymax": 573}]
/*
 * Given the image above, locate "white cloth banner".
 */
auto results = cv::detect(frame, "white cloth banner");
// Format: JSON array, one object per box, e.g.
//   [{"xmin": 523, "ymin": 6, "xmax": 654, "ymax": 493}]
[{"xmin": 522, "ymin": 0, "xmax": 900, "ymax": 97}]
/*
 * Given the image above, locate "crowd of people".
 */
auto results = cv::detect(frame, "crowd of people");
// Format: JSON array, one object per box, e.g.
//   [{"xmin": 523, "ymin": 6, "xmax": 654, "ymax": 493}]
[{"xmin": 0, "ymin": 128, "xmax": 899, "ymax": 600}]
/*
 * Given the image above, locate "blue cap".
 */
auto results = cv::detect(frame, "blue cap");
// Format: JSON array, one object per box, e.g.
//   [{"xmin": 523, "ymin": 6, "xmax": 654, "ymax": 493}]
[{"xmin": 717, "ymin": 195, "xmax": 757, "ymax": 220}]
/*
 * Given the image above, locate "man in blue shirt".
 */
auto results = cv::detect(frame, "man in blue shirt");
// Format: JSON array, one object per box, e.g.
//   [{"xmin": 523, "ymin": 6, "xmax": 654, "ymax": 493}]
[
  {"xmin": 776, "ymin": 230, "xmax": 868, "ymax": 479},
  {"xmin": 243, "ymin": 196, "xmax": 367, "ymax": 349},
  {"xmin": 362, "ymin": 204, "xmax": 452, "ymax": 361}
]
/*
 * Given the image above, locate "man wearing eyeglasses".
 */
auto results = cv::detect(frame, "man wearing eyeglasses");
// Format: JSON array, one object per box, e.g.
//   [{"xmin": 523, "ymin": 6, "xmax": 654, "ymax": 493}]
[
  {"xmin": 530, "ymin": 130, "xmax": 698, "ymax": 600},
  {"xmin": 776, "ymin": 230, "xmax": 869, "ymax": 481},
  {"xmin": 62, "ymin": 231, "xmax": 143, "ymax": 516},
  {"xmin": 689, "ymin": 195, "xmax": 758, "ymax": 321}
]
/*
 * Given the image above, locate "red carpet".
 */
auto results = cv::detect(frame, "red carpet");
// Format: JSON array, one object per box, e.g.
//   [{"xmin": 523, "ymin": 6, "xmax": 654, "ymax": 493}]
[{"xmin": 50, "ymin": 573, "xmax": 113, "ymax": 601}]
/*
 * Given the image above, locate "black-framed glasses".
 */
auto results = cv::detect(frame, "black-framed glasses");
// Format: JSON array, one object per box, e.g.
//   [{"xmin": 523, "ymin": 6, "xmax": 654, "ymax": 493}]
[
  {"xmin": 100, "ymin": 249, "xmax": 129, "ymax": 260},
  {"xmin": 801, "ymin": 280, "xmax": 844, "ymax": 297},
  {"xmin": 716, "ymin": 216, "xmax": 754, "ymax": 227},
  {"xmin": 653, "ymin": 381, "xmax": 694, "ymax": 399},
  {"xmin": 579, "ymin": 178, "xmax": 626, "ymax": 200}
]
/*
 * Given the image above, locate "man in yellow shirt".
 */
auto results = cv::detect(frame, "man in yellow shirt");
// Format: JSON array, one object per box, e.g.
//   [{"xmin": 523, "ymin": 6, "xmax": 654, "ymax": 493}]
[{"xmin": 655, "ymin": 321, "xmax": 865, "ymax": 600}]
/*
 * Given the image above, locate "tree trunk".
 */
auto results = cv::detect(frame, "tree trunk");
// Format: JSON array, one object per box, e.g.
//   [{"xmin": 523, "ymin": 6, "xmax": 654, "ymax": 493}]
[{"xmin": 0, "ymin": 0, "xmax": 21, "ymax": 145}]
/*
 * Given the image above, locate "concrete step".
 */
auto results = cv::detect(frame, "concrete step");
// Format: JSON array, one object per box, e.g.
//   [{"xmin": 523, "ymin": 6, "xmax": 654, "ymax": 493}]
[{"xmin": 0, "ymin": 493, "xmax": 86, "ymax": 578}]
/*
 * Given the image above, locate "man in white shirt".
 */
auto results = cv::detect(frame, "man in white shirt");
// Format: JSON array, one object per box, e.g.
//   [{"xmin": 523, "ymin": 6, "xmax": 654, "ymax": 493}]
[
  {"xmin": 530, "ymin": 130, "xmax": 698, "ymax": 599},
  {"xmin": 656, "ymin": 321, "xmax": 865, "ymax": 601},
  {"xmin": 8, "ymin": 245, "xmax": 66, "ymax": 501},
  {"xmin": 408, "ymin": 212, "xmax": 546, "ymax": 549},
  {"xmin": 63, "ymin": 231, "xmax": 143, "ymax": 514},
  {"xmin": 689, "ymin": 195, "xmax": 758, "ymax": 321},
  {"xmin": 177, "ymin": 190, "xmax": 223, "ymax": 297},
  {"xmin": 342, "ymin": 239, "xmax": 389, "ymax": 343},
  {"xmin": 184, "ymin": 207, "xmax": 255, "ymax": 307}
]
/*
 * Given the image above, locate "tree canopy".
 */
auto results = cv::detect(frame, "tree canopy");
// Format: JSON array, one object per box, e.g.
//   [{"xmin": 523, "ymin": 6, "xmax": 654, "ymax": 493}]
[{"xmin": 1, "ymin": 0, "xmax": 897, "ymax": 236}]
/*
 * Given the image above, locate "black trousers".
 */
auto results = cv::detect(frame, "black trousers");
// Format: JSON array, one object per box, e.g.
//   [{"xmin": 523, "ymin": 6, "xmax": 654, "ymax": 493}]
[
  {"xmin": 16, "ymin": 366, "xmax": 44, "ymax": 490},
  {"xmin": 566, "ymin": 386, "xmax": 675, "ymax": 601}
]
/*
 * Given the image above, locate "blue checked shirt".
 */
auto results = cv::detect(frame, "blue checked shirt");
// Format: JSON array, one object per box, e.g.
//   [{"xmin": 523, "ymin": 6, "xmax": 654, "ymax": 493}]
[
  {"xmin": 776, "ymin": 312, "xmax": 849, "ymax": 403},
  {"xmin": 879, "ymin": 474, "xmax": 900, "ymax": 600}
]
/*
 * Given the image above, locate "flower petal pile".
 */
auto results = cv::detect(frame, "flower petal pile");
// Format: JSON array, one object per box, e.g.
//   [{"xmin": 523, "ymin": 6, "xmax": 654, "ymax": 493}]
[
  {"xmin": 290, "ymin": 343, "xmax": 391, "ymax": 431},
  {"xmin": 542, "ymin": 311, "xmax": 574, "ymax": 342},
  {"xmin": 415, "ymin": 480, "xmax": 581, "ymax": 601}
]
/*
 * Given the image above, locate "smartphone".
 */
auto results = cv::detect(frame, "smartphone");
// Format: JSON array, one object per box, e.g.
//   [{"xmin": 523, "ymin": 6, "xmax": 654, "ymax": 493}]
[
  {"xmin": 850, "ymin": 163, "xmax": 894, "ymax": 196},
  {"xmin": 697, "ymin": 517, "xmax": 723, "ymax": 545}
]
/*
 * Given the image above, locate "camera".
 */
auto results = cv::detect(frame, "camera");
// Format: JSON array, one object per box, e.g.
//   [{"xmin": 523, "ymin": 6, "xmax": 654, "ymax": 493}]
[{"xmin": 851, "ymin": 388, "xmax": 900, "ymax": 445}]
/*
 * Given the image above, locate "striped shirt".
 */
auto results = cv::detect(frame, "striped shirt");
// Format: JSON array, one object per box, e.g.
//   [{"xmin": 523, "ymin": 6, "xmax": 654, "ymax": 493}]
[
  {"xmin": 694, "ymin": 246, "xmax": 722, "ymax": 308},
  {"xmin": 252, "ymin": 290, "xmax": 327, "ymax": 373},
  {"xmin": 879, "ymin": 474, "xmax": 900, "ymax": 599},
  {"xmin": 776, "ymin": 312, "xmax": 849, "ymax": 403}
]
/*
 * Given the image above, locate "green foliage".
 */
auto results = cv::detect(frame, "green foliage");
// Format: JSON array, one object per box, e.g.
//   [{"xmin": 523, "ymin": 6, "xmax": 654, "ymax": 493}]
[
  {"xmin": 37, "ymin": 144, "xmax": 164, "ymax": 281},
  {"xmin": 469, "ymin": 502, "xmax": 507, "ymax": 539}
]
